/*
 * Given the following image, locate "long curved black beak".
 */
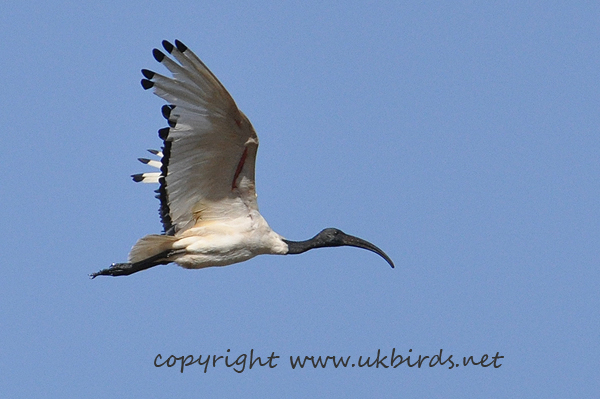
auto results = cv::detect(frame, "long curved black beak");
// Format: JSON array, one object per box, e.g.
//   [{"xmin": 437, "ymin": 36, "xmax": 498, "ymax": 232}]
[{"xmin": 336, "ymin": 232, "xmax": 395, "ymax": 268}]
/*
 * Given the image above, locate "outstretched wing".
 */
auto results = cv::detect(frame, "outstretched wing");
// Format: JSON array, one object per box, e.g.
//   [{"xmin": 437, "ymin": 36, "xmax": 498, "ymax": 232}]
[{"xmin": 134, "ymin": 40, "xmax": 259, "ymax": 235}]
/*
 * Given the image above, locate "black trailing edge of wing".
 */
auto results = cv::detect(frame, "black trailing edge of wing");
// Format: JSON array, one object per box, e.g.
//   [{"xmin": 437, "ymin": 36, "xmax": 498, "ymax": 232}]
[
  {"xmin": 158, "ymin": 127, "xmax": 170, "ymax": 140},
  {"xmin": 161, "ymin": 104, "xmax": 175, "ymax": 119},
  {"xmin": 157, "ymin": 139, "xmax": 174, "ymax": 235}
]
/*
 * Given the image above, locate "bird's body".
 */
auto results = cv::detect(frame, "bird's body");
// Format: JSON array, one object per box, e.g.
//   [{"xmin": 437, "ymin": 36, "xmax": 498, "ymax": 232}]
[
  {"xmin": 166, "ymin": 212, "xmax": 287, "ymax": 269},
  {"xmin": 91, "ymin": 40, "xmax": 393, "ymax": 278}
]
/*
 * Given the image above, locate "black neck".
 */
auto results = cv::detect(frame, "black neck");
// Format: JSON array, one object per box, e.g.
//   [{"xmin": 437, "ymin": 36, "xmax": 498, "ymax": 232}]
[{"xmin": 283, "ymin": 238, "xmax": 321, "ymax": 255}]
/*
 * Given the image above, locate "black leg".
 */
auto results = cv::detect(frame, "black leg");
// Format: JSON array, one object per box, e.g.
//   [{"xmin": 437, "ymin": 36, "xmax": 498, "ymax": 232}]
[
  {"xmin": 90, "ymin": 250, "xmax": 181, "ymax": 278},
  {"xmin": 90, "ymin": 263, "xmax": 144, "ymax": 278}
]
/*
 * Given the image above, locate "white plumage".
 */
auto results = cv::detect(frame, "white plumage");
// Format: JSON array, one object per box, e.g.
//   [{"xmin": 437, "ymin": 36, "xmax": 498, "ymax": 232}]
[{"xmin": 91, "ymin": 40, "xmax": 393, "ymax": 278}]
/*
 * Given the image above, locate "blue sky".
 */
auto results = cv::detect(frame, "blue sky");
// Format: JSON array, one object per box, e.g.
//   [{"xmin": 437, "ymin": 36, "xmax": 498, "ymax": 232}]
[{"xmin": 1, "ymin": 1, "xmax": 598, "ymax": 397}]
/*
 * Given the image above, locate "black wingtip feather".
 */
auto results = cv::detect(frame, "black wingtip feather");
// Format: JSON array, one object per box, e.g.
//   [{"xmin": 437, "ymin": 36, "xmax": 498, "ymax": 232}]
[
  {"xmin": 162, "ymin": 40, "xmax": 174, "ymax": 53},
  {"xmin": 138, "ymin": 158, "xmax": 150, "ymax": 164},
  {"xmin": 148, "ymin": 149, "xmax": 160, "ymax": 155},
  {"xmin": 132, "ymin": 174, "xmax": 144, "ymax": 182},
  {"xmin": 174, "ymin": 40, "xmax": 187, "ymax": 52},
  {"xmin": 141, "ymin": 79, "xmax": 154, "ymax": 90},
  {"xmin": 152, "ymin": 48, "xmax": 165, "ymax": 62},
  {"xmin": 168, "ymin": 120, "xmax": 177, "ymax": 128},
  {"xmin": 141, "ymin": 69, "xmax": 155, "ymax": 79}
]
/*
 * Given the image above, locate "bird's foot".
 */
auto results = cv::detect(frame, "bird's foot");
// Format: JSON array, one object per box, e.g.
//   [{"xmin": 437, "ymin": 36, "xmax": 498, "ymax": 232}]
[{"xmin": 89, "ymin": 263, "xmax": 133, "ymax": 278}]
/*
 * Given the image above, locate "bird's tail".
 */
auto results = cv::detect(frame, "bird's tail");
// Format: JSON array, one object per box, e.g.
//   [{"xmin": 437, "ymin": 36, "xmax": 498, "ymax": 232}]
[{"xmin": 128, "ymin": 234, "xmax": 178, "ymax": 263}]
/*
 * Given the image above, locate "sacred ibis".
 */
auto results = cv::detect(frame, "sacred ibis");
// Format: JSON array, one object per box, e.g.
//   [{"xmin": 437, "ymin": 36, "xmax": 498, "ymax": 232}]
[{"xmin": 91, "ymin": 40, "xmax": 394, "ymax": 278}]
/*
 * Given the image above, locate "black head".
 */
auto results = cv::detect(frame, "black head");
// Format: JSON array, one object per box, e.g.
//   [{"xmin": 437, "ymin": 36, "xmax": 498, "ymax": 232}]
[
  {"xmin": 312, "ymin": 228, "xmax": 351, "ymax": 246},
  {"xmin": 284, "ymin": 228, "xmax": 395, "ymax": 268}
]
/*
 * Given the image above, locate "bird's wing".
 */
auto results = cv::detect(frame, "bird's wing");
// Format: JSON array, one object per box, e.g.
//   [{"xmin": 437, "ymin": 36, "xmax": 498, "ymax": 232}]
[{"xmin": 134, "ymin": 40, "xmax": 259, "ymax": 235}]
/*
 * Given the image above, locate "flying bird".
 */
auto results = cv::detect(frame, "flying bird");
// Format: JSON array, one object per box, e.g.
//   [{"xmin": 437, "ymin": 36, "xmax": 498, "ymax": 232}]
[{"xmin": 91, "ymin": 40, "xmax": 394, "ymax": 278}]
